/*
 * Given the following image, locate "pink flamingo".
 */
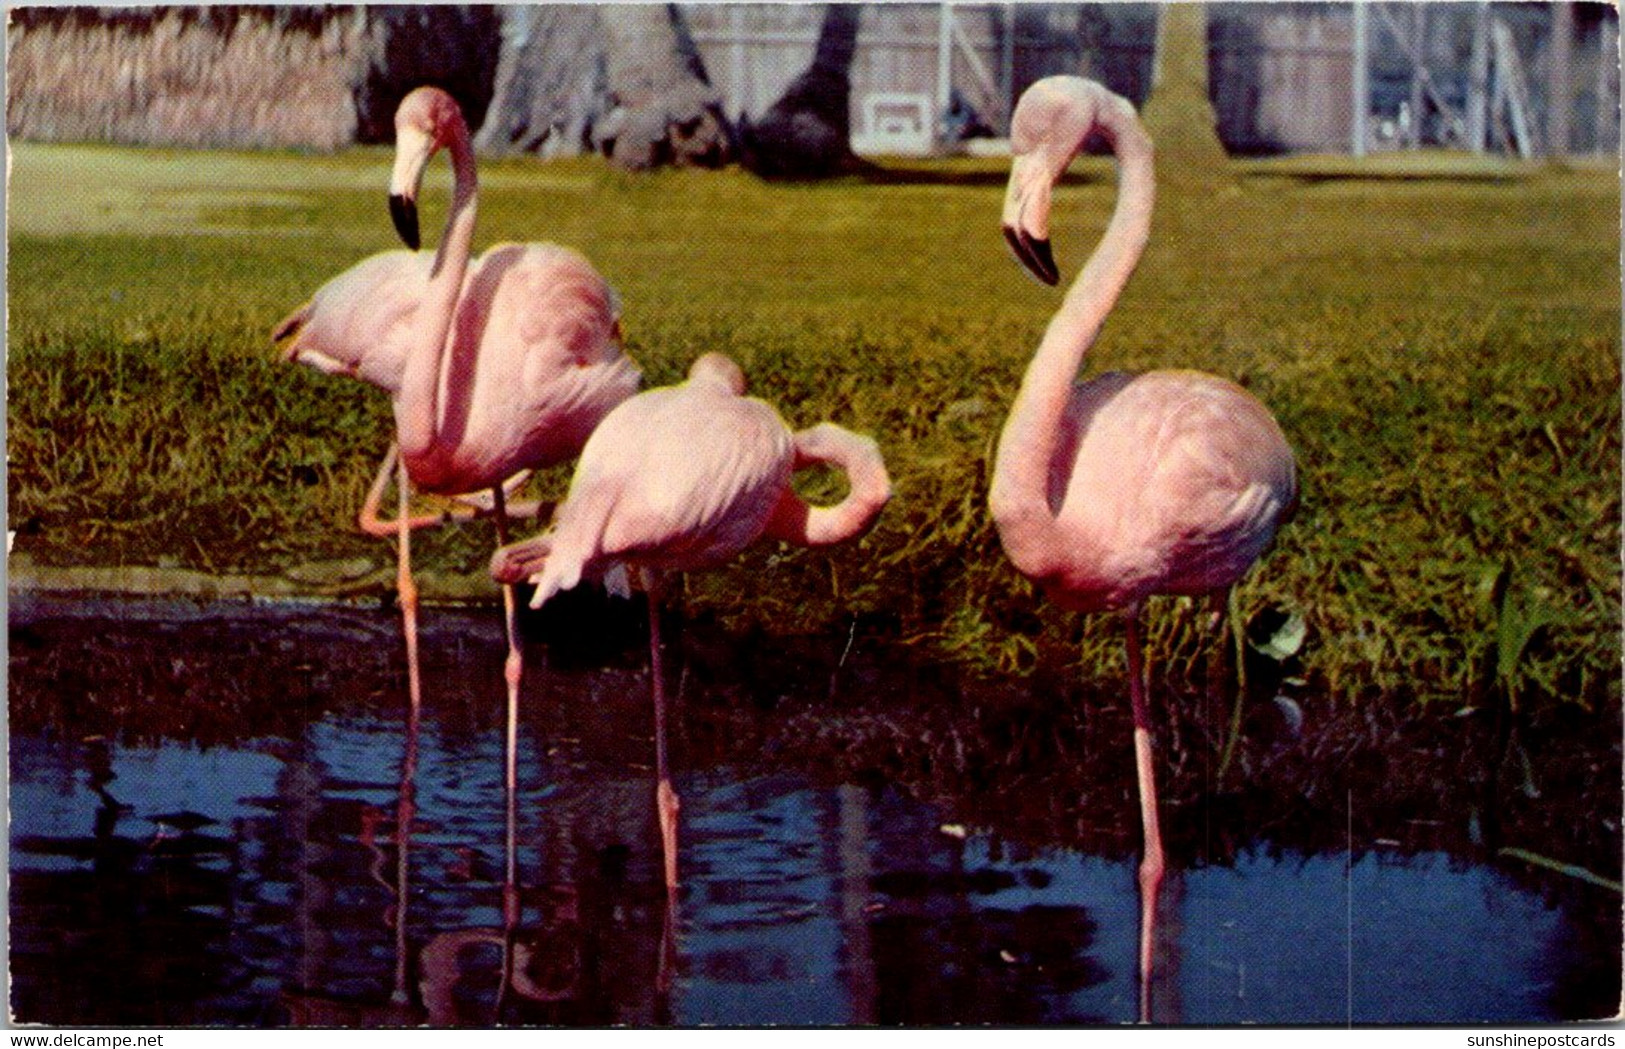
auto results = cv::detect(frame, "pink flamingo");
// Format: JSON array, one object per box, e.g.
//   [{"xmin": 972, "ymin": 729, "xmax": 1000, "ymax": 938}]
[
  {"xmin": 491, "ymin": 352, "xmax": 891, "ymax": 897},
  {"xmin": 992, "ymin": 76, "xmax": 1297, "ymax": 1021},
  {"xmin": 274, "ymin": 87, "xmax": 641, "ymax": 748}
]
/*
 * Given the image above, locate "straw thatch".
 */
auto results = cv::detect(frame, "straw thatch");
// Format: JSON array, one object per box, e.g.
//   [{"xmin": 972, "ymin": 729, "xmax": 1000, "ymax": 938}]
[{"xmin": 7, "ymin": 5, "xmax": 500, "ymax": 150}]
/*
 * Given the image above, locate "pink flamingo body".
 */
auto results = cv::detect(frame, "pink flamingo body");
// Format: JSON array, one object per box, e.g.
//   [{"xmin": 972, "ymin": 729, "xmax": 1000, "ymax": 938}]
[
  {"xmin": 390, "ymin": 238, "xmax": 634, "ymax": 494},
  {"xmin": 274, "ymin": 92, "xmax": 637, "ymax": 491},
  {"xmin": 280, "ymin": 245, "xmax": 632, "ymax": 484},
  {"xmin": 492, "ymin": 352, "xmax": 891, "ymax": 896},
  {"xmin": 371, "ymin": 89, "xmax": 639, "ymax": 500},
  {"xmin": 276, "ymin": 249, "xmax": 424, "ymax": 392},
  {"xmin": 274, "ymin": 86, "xmax": 640, "ymax": 750},
  {"xmin": 993, "ymin": 76, "xmax": 1296, "ymax": 1020},
  {"xmin": 1009, "ymin": 366, "xmax": 1295, "ymax": 614},
  {"xmin": 525, "ymin": 377, "xmax": 793, "ymax": 596}
]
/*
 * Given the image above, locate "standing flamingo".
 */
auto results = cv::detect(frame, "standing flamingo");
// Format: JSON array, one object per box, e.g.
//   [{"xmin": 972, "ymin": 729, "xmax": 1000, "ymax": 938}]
[
  {"xmin": 991, "ymin": 76, "xmax": 1297, "ymax": 1021},
  {"xmin": 490, "ymin": 352, "xmax": 891, "ymax": 898},
  {"xmin": 274, "ymin": 87, "xmax": 641, "ymax": 756}
]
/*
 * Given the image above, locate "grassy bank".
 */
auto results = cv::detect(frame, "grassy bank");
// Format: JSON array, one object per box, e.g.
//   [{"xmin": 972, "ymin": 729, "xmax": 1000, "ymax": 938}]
[{"xmin": 8, "ymin": 144, "xmax": 1619, "ymax": 710}]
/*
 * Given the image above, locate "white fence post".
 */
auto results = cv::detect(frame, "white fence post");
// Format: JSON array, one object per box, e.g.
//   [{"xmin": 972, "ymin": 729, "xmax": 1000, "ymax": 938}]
[{"xmin": 1352, "ymin": 0, "xmax": 1369, "ymax": 157}]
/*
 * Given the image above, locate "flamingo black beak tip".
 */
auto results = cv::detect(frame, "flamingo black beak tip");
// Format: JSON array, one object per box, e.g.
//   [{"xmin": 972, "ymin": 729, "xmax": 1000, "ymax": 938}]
[
  {"xmin": 389, "ymin": 193, "xmax": 420, "ymax": 251},
  {"xmin": 1029, "ymin": 238, "xmax": 1059, "ymax": 286},
  {"xmin": 1003, "ymin": 225, "xmax": 1059, "ymax": 286}
]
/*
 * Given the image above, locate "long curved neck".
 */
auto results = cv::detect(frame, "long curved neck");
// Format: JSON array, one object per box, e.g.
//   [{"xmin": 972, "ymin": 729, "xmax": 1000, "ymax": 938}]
[
  {"xmin": 396, "ymin": 123, "xmax": 478, "ymax": 467},
  {"xmin": 989, "ymin": 104, "xmax": 1154, "ymax": 579},
  {"xmin": 765, "ymin": 423, "xmax": 891, "ymax": 547}
]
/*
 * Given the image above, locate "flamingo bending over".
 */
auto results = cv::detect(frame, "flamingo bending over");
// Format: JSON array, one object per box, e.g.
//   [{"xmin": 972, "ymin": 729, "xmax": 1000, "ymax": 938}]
[
  {"xmin": 991, "ymin": 76, "xmax": 1297, "ymax": 1021},
  {"xmin": 491, "ymin": 352, "xmax": 891, "ymax": 897},
  {"xmin": 274, "ymin": 87, "xmax": 641, "ymax": 749}
]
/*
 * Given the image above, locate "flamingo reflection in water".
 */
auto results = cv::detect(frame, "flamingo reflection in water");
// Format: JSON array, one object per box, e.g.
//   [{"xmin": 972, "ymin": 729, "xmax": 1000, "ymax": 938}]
[
  {"xmin": 283, "ymin": 691, "xmax": 591, "ymax": 1027},
  {"xmin": 492, "ymin": 352, "xmax": 892, "ymax": 913}
]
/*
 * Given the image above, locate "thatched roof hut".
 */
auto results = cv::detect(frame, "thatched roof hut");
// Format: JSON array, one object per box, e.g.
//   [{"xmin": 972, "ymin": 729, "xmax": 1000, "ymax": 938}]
[{"xmin": 6, "ymin": 5, "xmax": 500, "ymax": 149}]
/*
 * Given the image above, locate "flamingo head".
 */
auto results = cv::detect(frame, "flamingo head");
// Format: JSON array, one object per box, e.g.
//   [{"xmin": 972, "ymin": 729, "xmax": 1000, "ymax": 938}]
[
  {"xmin": 389, "ymin": 86, "xmax": 466, "ymax": 250},
  {"xmin": 1002, "ymin": 77, "xmax": 1119, "ymax": 287},
  {"xmin": 688, "ymin": 353, "xmax": 746, "ymax": 395}
]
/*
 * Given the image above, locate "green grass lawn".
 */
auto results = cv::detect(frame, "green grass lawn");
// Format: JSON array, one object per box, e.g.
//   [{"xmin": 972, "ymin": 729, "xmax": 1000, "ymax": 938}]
[{"xmin": 8, "ymin": 143, "xmax": 1619, "ymax": 711}]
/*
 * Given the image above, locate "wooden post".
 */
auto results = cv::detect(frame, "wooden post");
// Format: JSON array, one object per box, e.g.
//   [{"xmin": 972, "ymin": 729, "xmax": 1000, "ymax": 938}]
[
  {"xmin": 730, "ymin": 5, "xmax": 747, "ymax": 115},
  {"xmin": 1352, "ymin": 0, "xmax": 1369, "ymax": 157},
  {"xmin": 1408, "ymin": 5, "xmax": 1427, "ymax": 148},
  {"xmin": 950, "ymin": 9, "xmax": 1003, "ymax": 122},
  {"xmin": 1492, "ymin": 17, "xmax": 1536, "ymax": 158},
  {"xmin": 937, "ymin": 2, "xmax": 953, "ymax": 145},
  {"xmin": 1001, "ymin": 3, "xmax": 1016, "ymax": 135},
  {"xmin": 1547, "ymin": 1, "xmax": 1574, "ymax": 158},
  {"xmin": 1599, "ymin": 10, "xmax": 1618, "ymax": 155},
  {"xmin": 1466, "ymin": 0, "xmax": 1491, "ymax": 153}
]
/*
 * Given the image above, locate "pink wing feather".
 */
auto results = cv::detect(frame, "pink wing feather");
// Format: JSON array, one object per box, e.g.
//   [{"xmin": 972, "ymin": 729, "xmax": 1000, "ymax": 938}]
[
  {"xmin": 514, "ymin": 379, "xmax": 795, "ymax": 606},
  {"xmin": 1047, "ymin": 370, "xmax": 1296, "ymax": 610},
  {"xmin": 280, "ymin": 250, "xmax": 429, "ymax": 392}
]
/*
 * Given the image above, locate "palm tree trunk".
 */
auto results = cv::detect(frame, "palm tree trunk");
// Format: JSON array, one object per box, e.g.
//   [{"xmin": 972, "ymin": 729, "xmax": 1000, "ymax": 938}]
[
  {"xmin": 477, "ymin": 6, "xmax": 607, "ymax": 156},
  {"xmin": 1140, "ymin": 3, "xmax": 1228, "ymax": 182},
  {"xmin": 597, "ymin": 4, "xmax": 732, "ymax": 170},
  {"xmin": 1547, "ymin": 1, "xmax": 1574, "ymax": 158},
  {"xmin": 739, "ymin": 4, "xmax": 865, "ymax": 178}
]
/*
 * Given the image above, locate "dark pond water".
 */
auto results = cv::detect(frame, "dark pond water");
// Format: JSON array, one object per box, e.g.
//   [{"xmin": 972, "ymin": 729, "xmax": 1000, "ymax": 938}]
[{"xmin": 9, "ymin": 595, "xmax": 1621, "ymax": 1026}]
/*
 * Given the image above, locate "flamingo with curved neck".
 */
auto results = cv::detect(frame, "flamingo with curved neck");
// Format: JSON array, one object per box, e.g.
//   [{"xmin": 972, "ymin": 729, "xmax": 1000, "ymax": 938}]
[
  {"xmin": 275, "ymin": 87, "xmax": 641, "ymax": 803},
  {"xmin": 491, "ymin": 351, "xmax": 891, "ymax": 898},
  {"xmin": 991, "ymin": 76, "xmax": 1297, "ymax": 1022},
  {"xmin": 382, "ymin": 88, "xmax": 639, "ymax": 495}
]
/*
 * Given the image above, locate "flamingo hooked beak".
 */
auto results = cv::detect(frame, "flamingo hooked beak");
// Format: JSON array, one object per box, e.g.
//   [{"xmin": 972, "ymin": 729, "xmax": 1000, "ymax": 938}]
[
  {"xmin": 1001, "ymin": 152, "xmax": 1060, "ymax": 287},
  {"xmin": 389, "ymin": 194, "xmax": 419, "ymax": 252},
  {"xmin": 388, "ymin": 125, "xmax": 436, "ymax": 251}
]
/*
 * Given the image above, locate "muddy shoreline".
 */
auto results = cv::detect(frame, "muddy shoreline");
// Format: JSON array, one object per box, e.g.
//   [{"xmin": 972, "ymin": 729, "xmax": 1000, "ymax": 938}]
[{"xmin": 7, "ymin": 549, "xmax": 501, "ymax": 605}]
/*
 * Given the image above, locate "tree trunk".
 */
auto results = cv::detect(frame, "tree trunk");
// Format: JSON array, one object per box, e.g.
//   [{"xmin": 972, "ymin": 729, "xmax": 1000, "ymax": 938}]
[
  {"xmin": 1140, "ymin": 3, "xmax": 1229, "ymax": 183},
  {"xmin": 351, "ymin": 6, "xmax": 503, "ymax": 145},
  {"xmin": 738, "ymin": 4, "xmax": 865, "ymax": 178},
  {"xmin": 596, "ymin": 3, "xmax": 732, "ymax": 170},
  {"xmin": 477, "ymin": 6, "xmax": 609, "ymax": 157},
  {"xmin": 1547, "ymin": 0, "xmax": 1574, "ymax": 158}
]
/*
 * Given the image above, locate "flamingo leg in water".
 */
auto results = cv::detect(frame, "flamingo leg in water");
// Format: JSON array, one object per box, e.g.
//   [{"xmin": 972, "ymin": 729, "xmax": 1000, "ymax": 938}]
[
  {"xmin": 657, "ymin": 887, "xmax": 679, "ymax": 998},
  {"xmin": 492, "ymin": 484, "xmax": 524, "ymax": 1024},
  {"xmin": 391, "ymin": 677, "xmax": 422, "ymax": 1006},
  {"xmin": 1125, "ymin": 610, "xmax": 1164, "ymax": 1024},
  {"xmin": 492, "ymin": 485, "xmax": 525, "ymax": 812},
  {"xmin": 642, "ymin": 568, "xmax": 682, "ymax": 994},
  {"xmin": 642, "ymin": 569, "xmax": 681, "ymax": 896},
  {"xmin": 396, "ymin": 455, "xmax": 424, "ymax": 717},
  {"xmin": 633, "ymin": 571, "xmax": 679, "ymax": 1000}
]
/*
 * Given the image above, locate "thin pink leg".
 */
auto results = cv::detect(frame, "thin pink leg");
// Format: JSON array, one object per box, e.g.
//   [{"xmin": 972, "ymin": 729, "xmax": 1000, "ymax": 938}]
[
  {"xmin": 492, "ymin": 485, "xmax": 524, "ymax": 823},
  {"xmin": 492, "ymin": 487, "xmax": 524, "ymax": 1024},
  {"xmin": 496, "ymin": 637, "xmax": 521, "ymax": 1021},
  {"xmin": 390, "ymin": 674, "xmax": 422, "ymax": 1006},
  {"xmin": 359, "ymin": 445, "xmax": 550, "ymax": 538},
  {"xmin": 1126, "ymin": 610, "xmax": 1165, "ymax": 1024},
  {"xmin": 397, "ymin": 456, "xmax": 424, "ymax": 718},
  {"xmin": 361, "ymin": 443, "xmax": 458, "ymax": 537},
  {"xmin": 642, "ymin": 569, "xmax": 681, "ymax": 896},
  {"xmin": 651, "ymin": 569, "xmax": 680, "ymax": 997},
  {"xmin": 657, "ymin": 886, "xmax": 678, "ymax": 996}
]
